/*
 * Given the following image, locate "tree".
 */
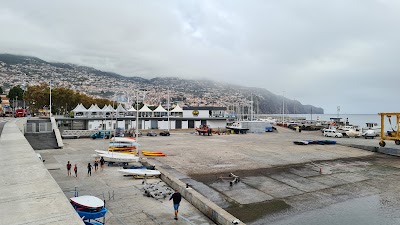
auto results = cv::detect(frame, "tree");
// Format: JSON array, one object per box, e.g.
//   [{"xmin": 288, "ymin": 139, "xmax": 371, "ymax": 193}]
[
  {"xmin": 23, "ymin": 83, "xmax": 114, "ymax": 115},
  {"xmin": 7, "ymin": 85, "xmax": 24, "ymax": 101},
  {"xmin": 24, "ymin": 83, "xmax": 49, "ymax": 113}
]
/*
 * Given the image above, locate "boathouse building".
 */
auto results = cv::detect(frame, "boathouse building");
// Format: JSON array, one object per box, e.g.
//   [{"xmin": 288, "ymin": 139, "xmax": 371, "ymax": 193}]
[{"xmin": 57, "ymin": 104, "xmax": 227, "ymax": 131}]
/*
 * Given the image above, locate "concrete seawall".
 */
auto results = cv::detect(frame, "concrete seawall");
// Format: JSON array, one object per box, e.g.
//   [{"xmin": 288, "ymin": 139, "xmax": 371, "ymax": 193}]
[
  {"xmin": 0, "ymin": 120, "xmax": 84, "ymax": 225},
  {"xmin": 339, "ymin": 143, "xmax": 400, "ymax": 156},
  {"xmin": 142, "ymin": 160, "xmax": 244, "ymax": 225}
]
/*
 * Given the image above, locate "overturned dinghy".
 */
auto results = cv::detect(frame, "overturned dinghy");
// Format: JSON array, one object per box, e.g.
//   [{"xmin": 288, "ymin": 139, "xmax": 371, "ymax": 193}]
[
  {"xmin": 118, "ymin": 169, "xmax": 161, "ymax": 178},
  {"xmin": 70, "ymin": 195, "xmax": 108, "ymax": 220},
  {"xmin": 293, "ymin": 141, "xmax": 309, "ymax": 145},
  {"xmin": 294, "ymin": 140, "xmax": 337, "ymax": 145}
]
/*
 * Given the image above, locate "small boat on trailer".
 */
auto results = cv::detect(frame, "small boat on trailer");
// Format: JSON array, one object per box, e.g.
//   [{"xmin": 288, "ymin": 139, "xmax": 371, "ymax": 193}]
[
  {"xmin": 97, "ymin": 152, "xmax": 139, "ymax": 164},
  {"xmin": 70, "ymin": 195, "xmax": 107, "ymax": 224},
  {"xmin": 195, "ymin": 124, "xmax": 213, "ymax": 136}
]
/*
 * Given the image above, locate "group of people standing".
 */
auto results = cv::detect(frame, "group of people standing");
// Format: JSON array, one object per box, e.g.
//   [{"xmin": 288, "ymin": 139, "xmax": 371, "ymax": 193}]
[{"xmin": 66, "ymin": 157, "xmax": 105, "ymax": 177}]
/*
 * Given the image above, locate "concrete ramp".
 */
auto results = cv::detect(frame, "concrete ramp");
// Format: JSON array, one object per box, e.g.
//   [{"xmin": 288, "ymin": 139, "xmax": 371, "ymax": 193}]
[
  {"xmin": 25, "ymin": 132, "xmax": 59, "ymax": 150},
  {"xmin": 0, "ymin": 120, "xmax": 84, "ymax": 225}
]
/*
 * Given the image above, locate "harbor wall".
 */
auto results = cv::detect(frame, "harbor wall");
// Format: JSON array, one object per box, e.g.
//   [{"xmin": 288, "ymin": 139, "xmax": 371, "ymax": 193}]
[
  {"xmin": 0, "ymin": 120, "xmax": 84, "ymax": 225},
  {"xmin": 339, "ymin": 143, "xmax": 400, "ymax": 157},
  {"xmin": 142, "ymin": 161, "xmax": 244, "ymax": 225}
]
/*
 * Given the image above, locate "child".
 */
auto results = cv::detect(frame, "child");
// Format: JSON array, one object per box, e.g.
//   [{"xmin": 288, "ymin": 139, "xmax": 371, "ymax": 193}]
[
  {"xmin": 67, "ymin": 161, "xmax": 72, "ymax": 176},
  {"xmin": 94, "ymin": 160, "xmax": 99, "ymax": 171},
  {"xmin": 100, "ymin": 157, "xmax": 105, "ymax": 170},
  {"xmin": 74, "ymin": 164, "xmax": 78, "ymax": 177}
]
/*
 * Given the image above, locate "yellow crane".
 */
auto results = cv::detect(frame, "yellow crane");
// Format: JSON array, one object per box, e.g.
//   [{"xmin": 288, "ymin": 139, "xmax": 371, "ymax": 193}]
[{"xmin": 378, "ymin": 112, "xmax": 400, "ymax": 147}]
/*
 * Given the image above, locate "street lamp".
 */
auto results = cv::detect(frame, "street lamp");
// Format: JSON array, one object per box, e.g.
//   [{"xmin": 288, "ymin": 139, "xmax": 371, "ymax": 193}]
[
  {"xmin": 135, "ymin": 88, "xmax": 147, "ymax": 156},
  {"xmin": 135, "ymin": 90, "xmax": 140, "ymax": 156},
  {"xmin": 167, "ymin": 88, "xmax": 170, "ymax": 132},
  {"xmin": 49, "ymin": 80, "xmax": 52, "ymax": 117}
]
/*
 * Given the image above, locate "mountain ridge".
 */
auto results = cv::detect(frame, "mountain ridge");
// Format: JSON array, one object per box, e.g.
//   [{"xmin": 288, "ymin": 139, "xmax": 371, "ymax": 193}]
[{"xmin": 0, "ymin": 53, "xmax": 323, "ymax": 114}]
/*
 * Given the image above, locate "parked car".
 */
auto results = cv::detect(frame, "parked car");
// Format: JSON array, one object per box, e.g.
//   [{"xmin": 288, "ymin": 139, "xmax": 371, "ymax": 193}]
[
  {"xmin": 115, "ymin": 127, "xmax": 124, "ymax": 137},
  {"xmin": 323, "ymin": 129, "xmax": 343, "ymax": 138},
  {"xmin": 146, "ymin": 130, "xmax": 158, "ymax": 136},
  {"xmin": 91, "ymin": 130, "xmax": 111, "ymax": 139},
  {"xmin": 159, "ymin": 130, "xmax": 170, "ymax": 136}
]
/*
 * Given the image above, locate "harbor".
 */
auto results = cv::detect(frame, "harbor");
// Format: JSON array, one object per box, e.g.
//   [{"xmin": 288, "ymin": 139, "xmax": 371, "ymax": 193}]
[{"xmin": 35, "ymin": 122, "xmax": 400, "ymax": 224}]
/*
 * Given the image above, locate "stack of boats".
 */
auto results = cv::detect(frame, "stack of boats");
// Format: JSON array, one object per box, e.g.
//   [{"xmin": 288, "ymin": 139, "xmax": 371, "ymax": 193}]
[
  {"xmin": 107, "ymin": 137, "xmax": 139, "ymax": 152},
  {"xmin": 95, "ymin": 137, "xmax": 140, "ymax": 164},
  {"xmin": 70, "ymin": 195, "xmax": 107, "ymax": 224}
]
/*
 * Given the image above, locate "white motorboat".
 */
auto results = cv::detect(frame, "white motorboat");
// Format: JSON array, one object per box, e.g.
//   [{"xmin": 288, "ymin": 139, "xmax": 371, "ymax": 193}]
[
  {"xmin": 226, "ymin": 121, "xmax": 250, "ymax": 134},
  {"xmin": 362, "ymin": 123, "xmax": 381, "ymax": 136},
  {"xmin": 118, "ymin": 169, "xmax": 161, "ymax": 176}
]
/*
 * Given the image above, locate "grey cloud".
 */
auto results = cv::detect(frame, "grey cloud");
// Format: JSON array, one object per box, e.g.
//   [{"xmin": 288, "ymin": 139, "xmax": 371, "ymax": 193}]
[{"xmin": 0, "ymin": 0, "xmax": 399, "ymax": 113}]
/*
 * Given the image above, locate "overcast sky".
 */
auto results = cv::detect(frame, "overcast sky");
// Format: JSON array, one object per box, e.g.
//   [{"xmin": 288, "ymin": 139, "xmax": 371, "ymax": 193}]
[{"xmin": 0, "ymin": 0, "xmax": 398, "ymax": 114}]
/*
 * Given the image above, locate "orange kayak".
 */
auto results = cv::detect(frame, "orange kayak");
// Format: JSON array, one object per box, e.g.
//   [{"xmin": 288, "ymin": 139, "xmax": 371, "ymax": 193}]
[{"xmin": 141, "ymin": 151, "xmax": 166, "ymax": 156}]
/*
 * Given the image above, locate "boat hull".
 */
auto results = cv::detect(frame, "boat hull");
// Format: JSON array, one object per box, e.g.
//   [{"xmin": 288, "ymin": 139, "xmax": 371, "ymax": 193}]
[
  {"xmin": 97, "ymin": 153, "xmax": 139, "ymax": 163},
  {"xmin": 118, "ymin": 169, "xmax": 161, "ymax": 176}
]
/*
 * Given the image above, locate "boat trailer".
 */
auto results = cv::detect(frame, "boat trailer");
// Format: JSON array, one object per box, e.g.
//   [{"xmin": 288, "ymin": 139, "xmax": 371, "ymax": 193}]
[
  {"xmin": 218, "ymin": 173, "xmax": 240, "ymax": 186},
  {"xmin": 378, "ymin": 112, "xmax": 400, "ymax": 147}
]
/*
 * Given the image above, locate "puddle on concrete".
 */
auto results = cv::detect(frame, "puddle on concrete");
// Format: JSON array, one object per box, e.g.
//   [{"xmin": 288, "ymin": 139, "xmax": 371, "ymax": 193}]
[
  {"xmin": 226, "ymin": 200, "xmax": 290, "ymax": 223},
  {"xmin": 266, "ymin": 195, "xmax": 400, "ymax": 225}
]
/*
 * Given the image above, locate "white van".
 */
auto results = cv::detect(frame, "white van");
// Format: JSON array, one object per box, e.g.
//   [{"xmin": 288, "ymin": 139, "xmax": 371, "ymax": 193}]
[{"xmin": 323, "ymin": 129, "xmax": 343, "ymax": 138}]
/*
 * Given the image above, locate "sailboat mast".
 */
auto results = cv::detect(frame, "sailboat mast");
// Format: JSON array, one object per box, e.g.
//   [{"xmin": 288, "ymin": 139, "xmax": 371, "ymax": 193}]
[
  {"xmin": 282, "ymin": 91, "xmax": 285, "ymax": 123},
  {"xmin": 167, "ymin": 88, "xmax": 170, "ymax": 132},
  {"xmin": 250, "ymin": 94, "xmax": 253, "ymax": 121},
  {"xmin": 136, "ymin": 91, "xmax": 139, "ymax": 156}
]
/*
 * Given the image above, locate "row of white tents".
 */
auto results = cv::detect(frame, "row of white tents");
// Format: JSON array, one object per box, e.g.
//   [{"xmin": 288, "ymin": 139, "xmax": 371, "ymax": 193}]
[{"xmin": 72, "ymin": 103, "xmax": 183, "ymax": 118}]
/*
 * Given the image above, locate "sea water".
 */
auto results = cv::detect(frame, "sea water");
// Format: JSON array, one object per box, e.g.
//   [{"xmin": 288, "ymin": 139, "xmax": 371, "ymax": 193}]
[{"xmin": 267, "ymin": 195, "xmax": 400, "ymax": 225}]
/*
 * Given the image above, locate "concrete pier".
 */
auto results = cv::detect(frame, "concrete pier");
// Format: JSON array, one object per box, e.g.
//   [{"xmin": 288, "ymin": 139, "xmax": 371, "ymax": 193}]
[{"xmin": 0, "ymin": 120, "xmax": 83, "ymax": 225}]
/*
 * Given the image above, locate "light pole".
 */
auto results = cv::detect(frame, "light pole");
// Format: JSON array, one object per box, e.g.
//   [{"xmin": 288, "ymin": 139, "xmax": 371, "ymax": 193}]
[
  {"xmin": 135, "ymin": 90, "xmax": 139, "ymax": 156},
  {"xmin": 167, "ymin": 88, "xmax": 170, "ymax": 132},
  {"xmin": 14, "ymin": 96, "xmax": 17, "ymax": 117},
  {"xmin": 49, "ymin": 80, "xmax": 52, "ymax": 117}
]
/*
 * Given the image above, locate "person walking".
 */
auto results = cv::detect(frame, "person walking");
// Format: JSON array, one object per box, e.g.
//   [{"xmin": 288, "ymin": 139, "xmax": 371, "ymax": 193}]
[
  {"xmin": 73, "ymin": 164, "xmax": 78, "ymax": 177},
  {"xmin": 87, "ymin": 163, "xmax": 93, "ymax": 176},
  {"xmin": 94, "ymin": 160, "xmax": 98, "ymax": 172},
  {"xmin": 66, "ymin": 161, "xmax": 72, "ymax": 176},
  {"xmin": 169, "ymin": 189, "xmax": 182, "ymax": 220},
  {"xmin": 100, "ymin": 157, "xmax": 105, "ymax": 170}
]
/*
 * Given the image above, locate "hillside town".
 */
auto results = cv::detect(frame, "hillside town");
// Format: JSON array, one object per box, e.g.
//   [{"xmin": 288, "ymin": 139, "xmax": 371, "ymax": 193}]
[{"xmin": 0, "ymin": 58, "xmax": 252, "ymax": 110}]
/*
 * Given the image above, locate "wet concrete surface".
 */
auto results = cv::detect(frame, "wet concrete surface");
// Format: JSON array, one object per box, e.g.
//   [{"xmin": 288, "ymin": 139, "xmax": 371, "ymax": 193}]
[{"xmin": 38, "ymin": 126, "xmax": 400, "ymax": 224}]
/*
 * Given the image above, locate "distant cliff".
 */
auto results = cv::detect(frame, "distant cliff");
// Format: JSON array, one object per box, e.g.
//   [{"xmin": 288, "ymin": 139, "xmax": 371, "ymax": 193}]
[{"xmin": 0, "ymin": 53, "xmax": 323, "ymax": 114}]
